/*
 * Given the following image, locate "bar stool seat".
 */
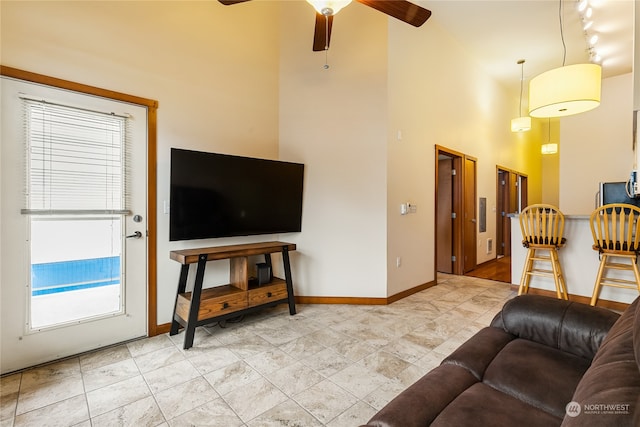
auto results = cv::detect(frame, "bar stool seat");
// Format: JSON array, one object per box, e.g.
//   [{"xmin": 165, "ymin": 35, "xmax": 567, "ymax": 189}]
[
  {"xmin": 518, "ymin": 204, "xmax": 569, "ymax": 300},
  {"xmin": 589, "ymin": 203, "xmax": 640, "ymax": 306}
]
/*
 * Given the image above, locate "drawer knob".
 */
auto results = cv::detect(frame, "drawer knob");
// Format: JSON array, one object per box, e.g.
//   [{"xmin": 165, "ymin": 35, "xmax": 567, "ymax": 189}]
[
  {"xmin": 222, "ymin": 302, "xmax": 229, "ymax": 309},
  {"xmin": 267, "ymin": 292, "xmax": 272, "ymax": 298}
]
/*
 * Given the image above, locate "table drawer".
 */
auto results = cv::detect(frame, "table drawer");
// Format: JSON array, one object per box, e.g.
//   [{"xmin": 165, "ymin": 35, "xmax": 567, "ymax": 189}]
[
  {"xmin": 176, "ymin": 285, "xmax": 247, "ymax": 322},
  {"xmin": 248, "ymin": 280, "xmax": 288, "ymax": 306}
]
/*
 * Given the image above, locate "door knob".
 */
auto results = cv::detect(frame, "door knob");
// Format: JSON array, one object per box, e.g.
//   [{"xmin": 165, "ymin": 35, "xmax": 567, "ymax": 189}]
[{"xmin": 126, "ymin": 231, "xmax": 142, "ymax": 239}]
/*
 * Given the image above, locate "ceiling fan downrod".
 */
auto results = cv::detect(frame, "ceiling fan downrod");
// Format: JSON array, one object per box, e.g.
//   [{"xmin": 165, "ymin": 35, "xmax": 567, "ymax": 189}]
[{"xmin": 323, "ymin": 12, "xmax": 331, "ymax": 69}]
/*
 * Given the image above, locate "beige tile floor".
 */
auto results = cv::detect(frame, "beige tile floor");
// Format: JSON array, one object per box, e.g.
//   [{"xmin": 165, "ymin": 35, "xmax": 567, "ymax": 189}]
[{"xmin": 0, "ymin": 274, "xmax": 515, "ymax": 427}]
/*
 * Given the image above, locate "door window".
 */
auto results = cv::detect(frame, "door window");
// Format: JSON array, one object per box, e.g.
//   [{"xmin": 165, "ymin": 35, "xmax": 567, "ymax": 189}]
[{"xmin": 22, "ymin": 98, "xmax": 130, "ymax": 330}]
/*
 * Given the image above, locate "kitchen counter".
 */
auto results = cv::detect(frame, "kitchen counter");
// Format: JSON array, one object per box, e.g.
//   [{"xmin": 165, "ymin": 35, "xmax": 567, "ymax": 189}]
[{"xmin": 510, "ymin": 214, "xmax": 638, "ymax": 304}]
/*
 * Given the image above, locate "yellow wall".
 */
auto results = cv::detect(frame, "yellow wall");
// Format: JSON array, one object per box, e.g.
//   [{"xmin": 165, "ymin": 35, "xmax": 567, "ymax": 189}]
[{"xmin": 540, "ymin": 118, "xmax": 560, "ymax": 207}]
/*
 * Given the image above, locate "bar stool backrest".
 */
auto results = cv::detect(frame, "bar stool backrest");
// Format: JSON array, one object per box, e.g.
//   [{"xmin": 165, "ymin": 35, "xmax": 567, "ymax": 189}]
[
  {"xmin": 590, "ymin": 203, "xmax": 640, "ymax": 255},
  {"xmin": 519, "ymin": 204, "xmax": 565, "ymax": 248}
]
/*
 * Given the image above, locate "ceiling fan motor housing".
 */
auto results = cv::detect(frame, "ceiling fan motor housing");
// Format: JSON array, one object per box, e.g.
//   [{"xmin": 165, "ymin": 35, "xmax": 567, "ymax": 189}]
[{"xmin": 321, "ymin": 7, "xmax": 334, "ymax": 16}]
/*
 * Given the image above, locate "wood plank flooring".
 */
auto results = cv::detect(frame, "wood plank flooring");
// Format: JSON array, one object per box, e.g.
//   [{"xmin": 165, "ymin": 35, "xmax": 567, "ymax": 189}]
[{"xmin": 465, "ymin": 256, "xmax": 511, "ymax": 283}]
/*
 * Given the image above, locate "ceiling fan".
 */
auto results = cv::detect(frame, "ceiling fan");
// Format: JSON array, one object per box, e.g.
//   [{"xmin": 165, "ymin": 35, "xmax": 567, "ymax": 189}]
[{"xmin": 218, "ymin": 0, "xmax": 432, "ymax": 51}]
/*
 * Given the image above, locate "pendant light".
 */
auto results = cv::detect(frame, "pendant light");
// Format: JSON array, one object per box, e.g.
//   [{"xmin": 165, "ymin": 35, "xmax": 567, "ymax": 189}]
[
  {"xmin": 528, "ymin": 0, "xmax": 601, "ymax": 118},
  {"xmin": 511, "ymin": 59, "xmax": 531, "ymax": 132},
  {"xmin": 541, "ymin": 118, "xmax": 558, "ymax": 154}
]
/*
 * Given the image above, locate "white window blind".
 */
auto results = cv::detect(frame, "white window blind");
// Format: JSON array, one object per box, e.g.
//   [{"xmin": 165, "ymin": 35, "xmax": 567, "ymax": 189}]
[{"xmin": 20, "ymin": 97, "xmax": 131, "ymax": 215}]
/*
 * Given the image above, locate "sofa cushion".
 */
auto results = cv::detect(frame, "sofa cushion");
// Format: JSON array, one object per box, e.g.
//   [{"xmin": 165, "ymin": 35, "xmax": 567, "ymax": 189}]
[
  {"xmin": 492, "ymin": 295, "xmax": 620, "ymax": 360},
  {"xmin": 484, "ymin": 338, "xmax": 591, "ymax": 419},
  {"xmin": 442, "ymin": 326, "xmax": 515, "ymax": 380},
  {"xmin": 430, "ymin": 383, "xmax": 563, "ymax": 427},
  {"xmin": 562, "ymin": 297, "xmax": 640, "ymax": 426}
]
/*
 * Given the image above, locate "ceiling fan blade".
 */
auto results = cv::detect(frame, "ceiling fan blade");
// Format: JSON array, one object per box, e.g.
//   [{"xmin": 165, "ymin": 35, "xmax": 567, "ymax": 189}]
[
  {"xmin": 313, "ymin": 13, "xmax": 334, "ymax": 52},
  {"xmin": 356, "ymin": 0, "xmax": 431, "ymax": 27},
  {"xmin": 218, "ymin": 0, "xmax": 252, "ymax": 5}
]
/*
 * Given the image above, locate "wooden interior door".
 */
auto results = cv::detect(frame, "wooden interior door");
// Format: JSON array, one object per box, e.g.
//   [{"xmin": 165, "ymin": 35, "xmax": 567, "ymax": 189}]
[
  {"xmin": 496, "ymin": 170, "xmax": 504, "ymax": 256},
  {"xmin": 435, "ymin": 146, "xmax": 466, "ymax": 275},
  {"xmin": 437, "ymin": 156, "xmax": 454, "ymax": 273},
  {"xmin": 463, "ymin": 157, "xmax": 477, "ymax": 273},
  {"xmin": 505, "ymin": 172, "xmax": 519, "ymax": 255},
  {"xmin": 519, "ymin": 176, "xmax": 528, "ymax": 208},
  {"xmin": 497, "ymin": 168, "xmax": 522, "ymax": 257},
  {"xmin": 497, "ymin": 169, "xmax": 511, "ymax": 256}
]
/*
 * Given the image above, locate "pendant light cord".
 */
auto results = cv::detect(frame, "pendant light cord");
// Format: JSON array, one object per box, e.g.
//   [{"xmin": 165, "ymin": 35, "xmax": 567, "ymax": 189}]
[
  {"xmin": 559, "ymin": 0, "xmax": 567, "ymax": 66},
  {"xmin": 519, "ymin": 60, "xmax": 525, "ymax": 116}
]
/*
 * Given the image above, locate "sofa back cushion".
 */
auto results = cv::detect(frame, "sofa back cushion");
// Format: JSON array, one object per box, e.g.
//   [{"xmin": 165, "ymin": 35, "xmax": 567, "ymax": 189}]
[{"xmin": 492, "ymin": 295, "xmax": 620, "ymax": 360}]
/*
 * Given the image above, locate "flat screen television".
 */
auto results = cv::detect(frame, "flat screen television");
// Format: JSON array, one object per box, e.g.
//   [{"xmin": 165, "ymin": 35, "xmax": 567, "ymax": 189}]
[
  {"xmin": 170, "ymin": 148, "xmax": 304, "ymax": 241},
  {"xmin": 599, "ymin": 181, "xmax": 640, "ymax": 208}
]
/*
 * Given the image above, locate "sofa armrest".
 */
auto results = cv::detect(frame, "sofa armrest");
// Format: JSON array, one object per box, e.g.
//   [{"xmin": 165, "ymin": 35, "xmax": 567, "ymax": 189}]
[{"xmin": 490, "ymin": 295, "xmax": 620, "ymax": 360}]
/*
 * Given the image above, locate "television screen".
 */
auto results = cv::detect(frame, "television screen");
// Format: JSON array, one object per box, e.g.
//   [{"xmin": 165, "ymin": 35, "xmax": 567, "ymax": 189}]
[
  {"xmin": 170, "ymin": 148, "xmax": 304, "ymax": 241},
  {"xmin": 599, "ymin": 182, "xmax": 640, "ymax": 208}
]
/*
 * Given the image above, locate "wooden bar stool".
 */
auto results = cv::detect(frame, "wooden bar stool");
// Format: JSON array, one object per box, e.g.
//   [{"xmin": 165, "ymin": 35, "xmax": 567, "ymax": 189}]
[
  {"xmin": 518, "ymin": 204, "xmax": 569, "ymax": 299},
  {"xmin": 589, "ymin": 203, "xmax": 640, "ymax": 306}
]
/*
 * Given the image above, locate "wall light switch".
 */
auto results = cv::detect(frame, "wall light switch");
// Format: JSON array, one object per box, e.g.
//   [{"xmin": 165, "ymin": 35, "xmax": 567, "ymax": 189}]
[{"xmin": 400, "ymin": 203, "xmax": 408, "ymax": 215}]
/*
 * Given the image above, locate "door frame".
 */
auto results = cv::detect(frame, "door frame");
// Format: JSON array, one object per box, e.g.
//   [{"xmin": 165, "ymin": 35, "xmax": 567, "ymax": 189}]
[
  {"xmin": 435, "ymin": 145, "xmax": 476, "ymax": 276},
  {"xmin": 463, "ymin": 156, "xmax": 477, "ymax": 273},
  {"xmin": 1, "ymin": 66, "xmax": 160, "ymax": 336}
]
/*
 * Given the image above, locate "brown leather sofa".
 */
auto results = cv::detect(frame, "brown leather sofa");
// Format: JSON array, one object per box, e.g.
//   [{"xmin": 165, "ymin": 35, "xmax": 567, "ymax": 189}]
[{"xmin": 360, "ymin": 294, "xmax": 640, "ymax": 427}]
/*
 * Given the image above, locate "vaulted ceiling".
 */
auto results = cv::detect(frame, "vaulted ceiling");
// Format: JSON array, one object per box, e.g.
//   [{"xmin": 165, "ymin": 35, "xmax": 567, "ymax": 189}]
[{"xmin": 426, "ymin": 0, "xmax": 634, "ymax": 94}]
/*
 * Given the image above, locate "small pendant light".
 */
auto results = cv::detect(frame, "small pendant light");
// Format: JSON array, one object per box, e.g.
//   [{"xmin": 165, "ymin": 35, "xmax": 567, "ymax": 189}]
[
  {"xmin": 511, "ymin": 59, "xmax": 531, "ymax": 132},
  {"xmin": 541, "ymin": 118, "xmax": 558, "ymax": 154}
]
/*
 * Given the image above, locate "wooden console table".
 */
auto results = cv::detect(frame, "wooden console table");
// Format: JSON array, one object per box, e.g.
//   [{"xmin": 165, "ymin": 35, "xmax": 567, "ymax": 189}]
[{"xmin": 169, "ymin": 241, "xmax": 297, "ymax": 349}]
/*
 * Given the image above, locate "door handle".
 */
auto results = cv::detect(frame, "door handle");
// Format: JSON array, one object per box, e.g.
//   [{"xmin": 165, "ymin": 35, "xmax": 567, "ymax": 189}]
[
  {"xmin": 126, "ymin": 231, "xmax": 143, "ymax": 239},
  {"xmin": 471, "ymin": 219, "xmax": 477, "ymax": 223}
]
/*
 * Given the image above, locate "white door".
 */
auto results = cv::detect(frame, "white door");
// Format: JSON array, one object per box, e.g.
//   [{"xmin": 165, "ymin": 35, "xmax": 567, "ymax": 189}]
[{"xmin": 1, "ymin": 77, "xmax": 148, "ymax": 374}]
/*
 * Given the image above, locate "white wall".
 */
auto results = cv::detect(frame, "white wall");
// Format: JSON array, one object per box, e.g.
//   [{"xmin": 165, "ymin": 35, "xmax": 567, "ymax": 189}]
[
  {"xmin": 278, "ymin": 2, "xmax": 389, "ymax": 298},
  {"xmin": 277, "ymin": 4, "xmax": 538, "ymax": 299},
  {"xmin": 386, "ymin": 18, "xmax": 541, "ymax": 295},
  {"xmin": 1, "ymin": 1, "xmax": 552, "ymax": 329},
  {"xmin": 1, "ymin": 0, "xmax": 281, "ymax": 324},
  {"xmin": 559, "ymin": 73, "xmax": 634, "ymax": 214}
]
